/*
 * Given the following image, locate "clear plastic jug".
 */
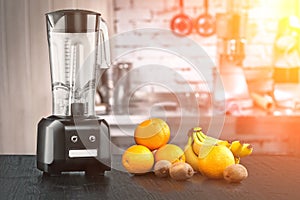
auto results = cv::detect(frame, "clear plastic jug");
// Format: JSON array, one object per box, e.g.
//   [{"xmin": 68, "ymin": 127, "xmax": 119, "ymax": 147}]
[{"xmin": 46, "ymin": 9, "xmax": 110, "ymax": 116}]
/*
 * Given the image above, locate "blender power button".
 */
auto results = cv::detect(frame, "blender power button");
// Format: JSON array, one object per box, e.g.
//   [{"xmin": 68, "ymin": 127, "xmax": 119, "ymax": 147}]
[
  {"xmin": 71, "ymin": 135, "xmax": 78, "ymax": 143},
  {"xmin": 89, "ymin": 135, "xmax": 96, "ymax": 142}
]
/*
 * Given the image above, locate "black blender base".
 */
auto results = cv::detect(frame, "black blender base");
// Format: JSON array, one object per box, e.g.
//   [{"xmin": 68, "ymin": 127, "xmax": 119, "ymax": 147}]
[{"xmin": 36, "ymin": 115, "xmax": 111, "ymax": 177}]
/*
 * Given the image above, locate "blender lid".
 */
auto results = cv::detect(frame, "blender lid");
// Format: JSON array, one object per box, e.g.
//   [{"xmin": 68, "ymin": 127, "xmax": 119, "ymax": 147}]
[{"xmin": 46, "ymin": 9, "xmax": 101, "ymax": 33}]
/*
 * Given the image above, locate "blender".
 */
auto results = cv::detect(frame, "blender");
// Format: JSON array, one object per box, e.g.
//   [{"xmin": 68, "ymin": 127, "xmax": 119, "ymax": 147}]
[{"xmin": 37, "ymin": 9, "xmax": 111, "ymax": 175}]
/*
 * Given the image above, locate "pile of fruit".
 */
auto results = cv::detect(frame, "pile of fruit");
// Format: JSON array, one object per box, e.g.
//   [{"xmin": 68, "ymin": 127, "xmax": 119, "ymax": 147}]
[
  {"xmin": 122, "ymin": 118, "xmax": 191, "ymax": 180},
  {"xmin": 122, "ymin": 118, "xmax": 252, "ymax": 183},
  {"xmin": 184, "ymin": 127, "xmax": 252, "ymax": 182}
]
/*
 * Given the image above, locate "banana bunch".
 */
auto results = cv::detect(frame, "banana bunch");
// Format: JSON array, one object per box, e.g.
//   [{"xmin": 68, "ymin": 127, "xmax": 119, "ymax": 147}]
[
  {"xmin": 184, "ymin": 127, "xmax": 253, "ymax": 171},
  {"xmin": 192, "ymin": 127, "xmax": 230, "ymax": 156}
]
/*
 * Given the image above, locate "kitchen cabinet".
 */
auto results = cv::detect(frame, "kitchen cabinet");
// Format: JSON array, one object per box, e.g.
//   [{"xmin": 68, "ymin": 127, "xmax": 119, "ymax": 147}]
[
  {"xmin": 0, "ymin": 0, "xmax": 111, "ymax": 154},
  {"xmin": 0, "ymin": 154, "xmax": 300, "ymax": 200}
]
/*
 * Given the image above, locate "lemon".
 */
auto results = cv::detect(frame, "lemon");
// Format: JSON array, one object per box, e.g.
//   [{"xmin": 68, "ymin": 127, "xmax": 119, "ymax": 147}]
[
  {"xmin": 122, "ymin": 145, "xmax": 154, "ymax": 174},
  {"xmin": 134, "ymin": 118, "xmax": 170, "ymax": 151},
  {"xmin": 155, "ymin": 144, "xmax": 185, "ymax": 164},
  {"xmin": 198, "ymin": 145, "xmax": 235, "ymax": 179}
]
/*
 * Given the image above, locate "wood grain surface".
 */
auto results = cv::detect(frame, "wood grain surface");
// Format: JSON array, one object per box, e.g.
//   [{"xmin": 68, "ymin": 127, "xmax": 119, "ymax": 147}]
[{"xmin": 0, "ymin": 155, "xmax": 300, "ymax": 200}]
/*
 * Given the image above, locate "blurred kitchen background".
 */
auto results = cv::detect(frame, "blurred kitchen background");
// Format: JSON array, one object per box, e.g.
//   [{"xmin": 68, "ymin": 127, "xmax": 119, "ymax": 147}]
[{"xmin": 1, "ymin": 0, "xmax": 300, "ymax": 155}]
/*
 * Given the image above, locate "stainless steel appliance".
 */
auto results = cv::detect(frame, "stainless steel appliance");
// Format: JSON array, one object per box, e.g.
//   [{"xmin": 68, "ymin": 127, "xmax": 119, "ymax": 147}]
[
  {"xmin": 216, "ymin": 11, "xmax": 252, "ymax": 109},
  {"xmin": 97, "ymin": 62, "xmax": 132, "ymax": 114},
  {"xmin": 37, "ymin": 9, "xmax": 111, "ymax": 175}
]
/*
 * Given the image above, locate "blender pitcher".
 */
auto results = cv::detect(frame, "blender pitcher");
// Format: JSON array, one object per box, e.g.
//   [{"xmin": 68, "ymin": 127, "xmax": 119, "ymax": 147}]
[
  {"xmin": 47, "ymin": 9, "xmax": 110, "ymax": 116},
  {"xmin": 36, "ymin": 9, "xmax": 111, "ymax": 176}
]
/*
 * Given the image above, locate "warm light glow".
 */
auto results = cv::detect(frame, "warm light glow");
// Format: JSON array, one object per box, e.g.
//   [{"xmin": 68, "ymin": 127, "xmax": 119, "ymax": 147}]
[
  {"xmin": 272, "ymin": 1, "xmax": 300, "ymax": 83},
  {"xmin": 289, "ymin": 16, "xmax": 300, "ymax": 29}
]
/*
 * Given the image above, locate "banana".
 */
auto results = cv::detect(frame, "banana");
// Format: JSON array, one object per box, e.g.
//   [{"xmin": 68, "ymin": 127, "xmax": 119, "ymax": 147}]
[
  {"xmin": 193, "ymin": 132, "xmax": 217, "ymax": 159},
  {"xmin": 193, "ymin": 129, "xmax": 224, "ymax": 155},
  {"xmin": 192, "ymin": 132, "xmax": 203, "ymax": 156},
  {"xmin": 197, "ymin": 131, "xmax": 208, "ymax": 142},
  {"xmin": 194, "ymin": 131, "xmax": 206, "ymax": 142},
  {"xmin": 193, "ymin": 127, "xmax": 230, "ymax": 147},
  {"xmin": 193, "ymin": 128, "xmax": 214, "ymax": 143},
  {"xmin": 184, "ymin": 136, "xmax": 199, "ymax": 172},
  {"xmin": 197, "ymin": 130, "xmax": 219, "ymax": 144},
  {"xmin": 192, "ymin": 131, "xmax": 199, "ymax": 142},
  {"xmin": 229, "ymin": 140, "xmax": 243, "ymax": 157},
  {"xmin": 239, "ymin": 143, "xmax": 253, "ymax": 157},
  {"xmin": 229, "ymin": 141, "xmax": 253, "ymax": 158}
]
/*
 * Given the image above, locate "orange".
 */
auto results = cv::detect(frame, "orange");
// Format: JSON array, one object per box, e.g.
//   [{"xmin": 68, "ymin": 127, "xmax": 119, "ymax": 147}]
[
  {"xmin": 122, "ymin": 145, "xmax": 154, "ymax": 174},
  {"xmin": 198, "ymin": 145, "xmax": 235, "ymax": 179},
  {"xmin": 155, "ymin": 144, "xmax": 185, "ymax": 164},
  {"xmin": 134, "ymin": 118, "xmax": 170, "ymax": 151}
]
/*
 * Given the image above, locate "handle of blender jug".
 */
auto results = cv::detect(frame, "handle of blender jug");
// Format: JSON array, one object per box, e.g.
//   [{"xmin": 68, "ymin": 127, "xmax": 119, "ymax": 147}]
[{"xmin": 99, "ymin": 18, "xmax": 111, "ymax": 69}]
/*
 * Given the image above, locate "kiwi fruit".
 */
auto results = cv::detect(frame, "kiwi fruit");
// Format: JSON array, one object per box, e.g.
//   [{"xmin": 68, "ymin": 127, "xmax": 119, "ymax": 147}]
[
  {"xmin": 223, "ymin": 164, "xmax": 248, "ymax": 183},
  {"xmin": 169, "ymin": 162, "xmax": 194, "ymax": 181},
  {"xmin": 154, "ymin": 160, "xmax": 172, "ymax": 178}
]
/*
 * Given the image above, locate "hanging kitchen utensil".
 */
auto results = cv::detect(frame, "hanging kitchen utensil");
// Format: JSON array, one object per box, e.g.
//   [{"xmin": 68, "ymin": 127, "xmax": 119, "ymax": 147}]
[
  {"xmin": 195, "ymin": 0, "xmax": 215, "ymax": 37},
  {"xmin": 170, "ymin": 0, "xmax": 193, "ymax": 36}
]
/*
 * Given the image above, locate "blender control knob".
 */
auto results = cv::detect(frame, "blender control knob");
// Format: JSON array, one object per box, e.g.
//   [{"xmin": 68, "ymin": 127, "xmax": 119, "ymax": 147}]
[
  {"xmin": 89, "ymin": 135, "xmax": 96, "ymax": 142},
  {"xmin": 71, "ymin": 135, "xmax": 78, "ymax": 143}
]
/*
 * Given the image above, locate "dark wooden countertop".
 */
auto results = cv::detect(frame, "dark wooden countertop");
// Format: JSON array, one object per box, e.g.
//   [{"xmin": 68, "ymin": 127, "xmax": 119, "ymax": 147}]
[{"xmin": 0, "ymin": 154, "xmax": 300, "ymax": 200}]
